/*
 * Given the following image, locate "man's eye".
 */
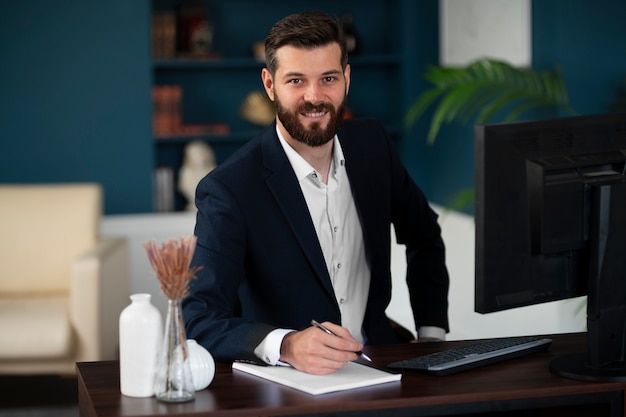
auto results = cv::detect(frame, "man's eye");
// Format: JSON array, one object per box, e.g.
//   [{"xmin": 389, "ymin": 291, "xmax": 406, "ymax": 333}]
[
  {"xmin": 324, "ymin": 76, "xmax": 336, "ymax": 82},
  {"xmin": 288, "ymin": 79, "xmax": 302, "ymax": 85}
]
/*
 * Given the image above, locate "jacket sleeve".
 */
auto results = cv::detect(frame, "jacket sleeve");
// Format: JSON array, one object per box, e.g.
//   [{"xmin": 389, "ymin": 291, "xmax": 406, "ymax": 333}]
[
  {"xmin": 182, "ymin": 175, "xmax": 275, "ymax": 363},
  {"xmin": 386, "ymin": 129, "xmax": 450, "ymax": 333}
]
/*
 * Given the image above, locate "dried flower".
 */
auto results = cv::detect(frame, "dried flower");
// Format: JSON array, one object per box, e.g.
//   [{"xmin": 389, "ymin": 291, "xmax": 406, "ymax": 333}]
[{"xmin": 144, "ymin": 236, "xmax": 202, "ymax": 300}]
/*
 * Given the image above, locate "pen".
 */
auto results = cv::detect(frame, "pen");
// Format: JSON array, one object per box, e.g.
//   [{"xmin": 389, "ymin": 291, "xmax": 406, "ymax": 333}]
[{"xmin": 311, "ymin": 319, "xmax": 372, "ymax": 362}]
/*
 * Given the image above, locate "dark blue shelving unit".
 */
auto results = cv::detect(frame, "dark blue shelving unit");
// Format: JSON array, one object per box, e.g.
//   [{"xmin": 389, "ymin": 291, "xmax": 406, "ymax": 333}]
[{"xmin": 151, "ymin": 0, "xmax": 424, "ymax": 210}]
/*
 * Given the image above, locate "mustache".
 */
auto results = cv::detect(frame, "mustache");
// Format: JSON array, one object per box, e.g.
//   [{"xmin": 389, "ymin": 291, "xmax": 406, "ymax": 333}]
[{"xmin": 298, "ymin": 102, "xmax": 334, "ymax": 113}]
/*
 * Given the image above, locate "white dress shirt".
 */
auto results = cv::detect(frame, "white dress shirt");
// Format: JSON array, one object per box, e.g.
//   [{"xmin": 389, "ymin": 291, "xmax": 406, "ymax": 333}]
[
  {"xmin": 254, "ymin": 128, "xmax": 444, "ymax": 365},
  {"xmin": 254, "ymin": 128, "xmax": 370, "ymax": 364}
]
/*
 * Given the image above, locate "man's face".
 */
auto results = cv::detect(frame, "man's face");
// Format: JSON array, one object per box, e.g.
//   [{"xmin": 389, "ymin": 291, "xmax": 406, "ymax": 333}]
[{"xmin": 262, "ymin": 43, "xmax": 350, "ymax": 147}]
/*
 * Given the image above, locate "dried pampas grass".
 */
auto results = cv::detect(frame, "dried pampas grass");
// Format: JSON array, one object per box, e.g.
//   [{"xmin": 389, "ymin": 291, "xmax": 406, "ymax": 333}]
[{"xmin": 144, "ymin": 236, "xmax": 202, "ymax": 300}]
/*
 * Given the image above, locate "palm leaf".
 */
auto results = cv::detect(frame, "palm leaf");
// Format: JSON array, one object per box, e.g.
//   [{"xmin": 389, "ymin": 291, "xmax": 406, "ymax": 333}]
[
  {"xmin": 405, "ymin": 58, "xmax": 577, "ymax": 144},
  {"xmin": 445, "ymin": 188, "xmax": 475, "ymax": 213}
]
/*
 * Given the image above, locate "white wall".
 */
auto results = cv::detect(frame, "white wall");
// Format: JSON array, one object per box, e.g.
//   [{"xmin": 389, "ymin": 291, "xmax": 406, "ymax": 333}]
[
  {"xmin": 440, "ymin": 0, "xmax": 531, "ymax": 66},
  {"xmin": 103, "ymin": 208, "xmax": 587, "ymax": 340},
  {"xmin": 101, "ymin": 212, "xmax": 197, "ymax": 316},
  {"xmin": 385, "ymin": 205, "xmax": 586, "ymax": 341}
]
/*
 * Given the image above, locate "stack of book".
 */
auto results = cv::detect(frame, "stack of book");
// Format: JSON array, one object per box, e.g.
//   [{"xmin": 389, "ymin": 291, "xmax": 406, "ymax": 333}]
[
  {"xmin": 152, "ymin": 4, "xmax": 219, "ymax": 60},
  {"xmin": 152, "ymin": 12, "xmax": 176, "ymax": 59},
  {"xmin": 152, "ymin": 85, "xmax": 182, "ymax": 137},
  {"xmin": 152, "ymin": 85, "xmax": 229, "ymax": 139}
]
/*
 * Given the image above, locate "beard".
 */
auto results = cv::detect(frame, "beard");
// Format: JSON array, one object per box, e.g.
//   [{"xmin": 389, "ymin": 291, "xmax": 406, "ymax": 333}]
[{"xmin": 274, "ymin": 93, "xmax": 347, "ymax": 147}]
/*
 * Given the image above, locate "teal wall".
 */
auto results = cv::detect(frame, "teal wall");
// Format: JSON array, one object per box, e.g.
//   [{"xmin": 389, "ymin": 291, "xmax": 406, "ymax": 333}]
[
  {"xmin": 2, "ymin": 0, "xmax": 625, "ymax": 214},
  {"xmin": 0, "ymin": 1, "xmax": 153, "ymax": 214}
]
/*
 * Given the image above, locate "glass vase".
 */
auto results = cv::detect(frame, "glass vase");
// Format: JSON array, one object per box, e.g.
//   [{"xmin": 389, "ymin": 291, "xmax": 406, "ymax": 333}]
[{"xmin": 153, "ymin": 298, "xmax": 195, "ymax": 402}]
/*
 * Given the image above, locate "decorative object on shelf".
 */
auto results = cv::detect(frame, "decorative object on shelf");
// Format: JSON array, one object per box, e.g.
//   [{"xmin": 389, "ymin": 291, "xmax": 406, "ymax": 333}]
[
  {"xmin": 178, "ymin": 141, "xmax": 217, "ymax": 211},
  {"xmin": 189, "ymin": 20, "xmax": 214, "ymax": 57},
  {"xmin": 154, "ymin": 166, "xmax": 175, "ymax": 212},
  {"xmin": 145, "ymin": 236, "xmax": 203, "ymax": 403},
  {"xmin": 240, "ymin": 91, "xmax": 275, "ymax": 127},
  {"xmin": 341, "ymin": 12, "xmax": 359, "ymax": 54},
  {"xmin": 119, "ymin": 293, "xmax": 163, "ymax": 398},
  {"xmin": 186, "ymin": 339, "xmax": 216, "ymax": 390},
  {"xmin": 176, "ymin": 3, "xmax": 218, "ymax": 59},
  {"xmin": 252, "ymin": 41, "xmax": 265, "ymax": 61}
]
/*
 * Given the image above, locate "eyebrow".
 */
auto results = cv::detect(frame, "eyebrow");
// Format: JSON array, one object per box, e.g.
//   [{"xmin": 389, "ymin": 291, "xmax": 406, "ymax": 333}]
[{"xmin": 282, "ymin": 69, "xmax": 343, "ymax": 79}]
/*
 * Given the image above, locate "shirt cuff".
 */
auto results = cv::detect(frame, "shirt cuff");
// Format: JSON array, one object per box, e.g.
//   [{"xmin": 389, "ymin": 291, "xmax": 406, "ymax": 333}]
[
  {"xmin": 254, "ymin": 328, "xmax": 295, "ymax": 365},
  {"xmin": 417, "ymin": 326, "xmax": 446, "ymax": 341}
]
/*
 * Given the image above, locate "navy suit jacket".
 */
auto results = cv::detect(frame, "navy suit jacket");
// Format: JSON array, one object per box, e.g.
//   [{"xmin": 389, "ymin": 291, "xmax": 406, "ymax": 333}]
[{"xmin": 183, "ymin": 119, "xmax": 449, "ymax": 363}]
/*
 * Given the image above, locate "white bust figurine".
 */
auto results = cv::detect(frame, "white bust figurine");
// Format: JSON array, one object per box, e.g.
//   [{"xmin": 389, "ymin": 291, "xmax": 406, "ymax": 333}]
[{"xmin": 178, "ymin": 140, "xmax": 217, "ymax": 211}]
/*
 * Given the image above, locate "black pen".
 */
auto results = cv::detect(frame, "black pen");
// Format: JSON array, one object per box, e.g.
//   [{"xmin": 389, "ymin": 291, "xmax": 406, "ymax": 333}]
[{"xmin": 311, "ymin": 319, "xmax": 372, "ymax": 362}]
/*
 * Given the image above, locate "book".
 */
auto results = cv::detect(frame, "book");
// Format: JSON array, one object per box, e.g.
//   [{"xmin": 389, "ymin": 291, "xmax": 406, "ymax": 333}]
[
  {"xmin": 152, "ymin": 11, "xmax": 176, "ymax": 59},
  {"xmin": 232, "ymin": 361, "xmax": 401, "ymax": 395}
]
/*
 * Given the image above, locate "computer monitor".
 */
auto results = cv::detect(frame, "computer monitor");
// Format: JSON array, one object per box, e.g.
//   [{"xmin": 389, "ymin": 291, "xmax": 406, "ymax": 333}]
[{"xmin": 474, "ymin": 112, "xmax": 626, "ymax": 381}]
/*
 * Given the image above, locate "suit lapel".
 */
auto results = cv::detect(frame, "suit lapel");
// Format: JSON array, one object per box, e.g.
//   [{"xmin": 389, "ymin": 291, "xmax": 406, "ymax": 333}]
[
  {"xmin": 260, "ymin": 127, "xmax": 336, "ymax": 303},
  {"xmin": 339, "ymin": 127, "xmax": 377, "ymax": 254}
]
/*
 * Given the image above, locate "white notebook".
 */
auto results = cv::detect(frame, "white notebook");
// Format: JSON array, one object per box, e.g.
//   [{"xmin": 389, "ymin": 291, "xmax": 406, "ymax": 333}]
[{"xmin": 232, "ymin": 360, "xmax": 401, "ymax": 395}]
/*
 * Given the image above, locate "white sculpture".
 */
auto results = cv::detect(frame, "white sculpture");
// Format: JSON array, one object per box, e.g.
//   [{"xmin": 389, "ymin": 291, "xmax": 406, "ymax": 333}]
[{"xmin": 178, "ymin": 141, "xmax": 217, "ymax": 211}]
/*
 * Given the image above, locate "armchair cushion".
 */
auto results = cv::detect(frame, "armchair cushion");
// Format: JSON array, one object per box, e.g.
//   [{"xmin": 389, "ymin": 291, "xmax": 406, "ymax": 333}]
[{"xmin": 0, "ymin": 296, "xmax": 74, "ymax": 359}]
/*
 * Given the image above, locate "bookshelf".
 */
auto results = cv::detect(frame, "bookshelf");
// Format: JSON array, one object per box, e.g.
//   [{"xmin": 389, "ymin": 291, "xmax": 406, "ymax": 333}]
[{"xmin": 150, "ymin": 0, "xmax": 421, "ymax": 211}]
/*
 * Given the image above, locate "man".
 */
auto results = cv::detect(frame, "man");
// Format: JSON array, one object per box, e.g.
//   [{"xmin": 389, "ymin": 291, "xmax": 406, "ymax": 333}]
[{"xmin": 183, "ymin": 11, "xmax": 449, "ymax": 375}]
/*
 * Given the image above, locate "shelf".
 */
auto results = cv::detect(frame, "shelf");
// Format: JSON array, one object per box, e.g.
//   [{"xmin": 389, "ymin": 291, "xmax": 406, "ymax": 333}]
[
  {"xmin": 150, "ymin": 1, "xmax": 408, "ymax": 212},
  {"xmin": 154, "ymin": 123, "xmax": 400, "ymax": 145},
  {"xmin": 153, "ymin": 57, "xmax": 264, "ymax": 70},
  {"xmin": 155, "ymin": 129, "xmax": 262, "ymax": 144},
  {"xmin": 153, "ymin": 54, "xmax": 401, "ymax": 70}
]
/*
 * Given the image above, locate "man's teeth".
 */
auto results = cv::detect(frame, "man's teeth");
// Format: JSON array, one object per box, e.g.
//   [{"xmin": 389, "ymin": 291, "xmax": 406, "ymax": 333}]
[{"xmin": 305, "ymin": 112, "xmax": 325, "ymax": 117}]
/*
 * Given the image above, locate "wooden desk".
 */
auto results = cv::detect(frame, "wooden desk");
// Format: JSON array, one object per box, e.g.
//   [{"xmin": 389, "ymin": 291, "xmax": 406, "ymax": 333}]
[{"xmin": 77, "ymin": 333, "xmax": 625, "ymax": 417}]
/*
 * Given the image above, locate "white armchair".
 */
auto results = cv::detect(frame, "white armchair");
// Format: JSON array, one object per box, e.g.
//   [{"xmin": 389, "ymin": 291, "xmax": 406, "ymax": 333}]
[{"xmin": 0, "ymin": 183, "xmax": 129, "ymax": 375}]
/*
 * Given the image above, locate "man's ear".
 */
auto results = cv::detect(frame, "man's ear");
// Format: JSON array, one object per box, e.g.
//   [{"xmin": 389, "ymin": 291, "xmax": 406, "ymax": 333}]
[
  {"xmin": 261, "ymin": 68, "xmax": 275, "ymax": 102},
  {"xmin": 344, "ymin": 64, "xmax": 351, "ymax": 96}
]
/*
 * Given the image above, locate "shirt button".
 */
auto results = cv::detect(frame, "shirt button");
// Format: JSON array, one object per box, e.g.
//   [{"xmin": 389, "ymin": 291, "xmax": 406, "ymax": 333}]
[
  {"xmin": 333, "ymin": 226, "xmax": 338, "ymax": 233},
  {"xmin": 337, "ymin": 263, "xmax": 342, "ymax": 269},
  {"xmin": 340, "ymin": 298, "xmax": 345, "ymax": 304}
]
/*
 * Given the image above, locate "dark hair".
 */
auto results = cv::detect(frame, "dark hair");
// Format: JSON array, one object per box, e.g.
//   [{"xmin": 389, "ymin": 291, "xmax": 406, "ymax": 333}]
[{"xmin": 264, "ymin": 11, "xmax": 348, "ymax": 75}]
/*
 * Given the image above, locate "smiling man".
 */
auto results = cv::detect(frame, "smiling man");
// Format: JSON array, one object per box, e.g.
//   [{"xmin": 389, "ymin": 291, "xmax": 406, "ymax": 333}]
[{"xmin": 183, "ymin": 11, "xmax": 450, "ymax": 375}]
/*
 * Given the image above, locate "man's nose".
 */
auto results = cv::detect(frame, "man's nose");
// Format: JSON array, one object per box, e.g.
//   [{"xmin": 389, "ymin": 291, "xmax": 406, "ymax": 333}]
[{"xmin": 303, "ymin": 83, "xmax": 323, "ymax": 104}]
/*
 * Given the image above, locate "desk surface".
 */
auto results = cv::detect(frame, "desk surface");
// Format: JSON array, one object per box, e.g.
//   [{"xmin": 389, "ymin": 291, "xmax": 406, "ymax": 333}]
[{"xmin": 77, "ymin": 333, "xmax": 626, "ymax": 417}]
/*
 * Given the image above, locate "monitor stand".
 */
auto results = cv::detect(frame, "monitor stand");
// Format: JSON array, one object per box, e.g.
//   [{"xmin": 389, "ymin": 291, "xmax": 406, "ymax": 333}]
[
  {"xmin": 550, "ymin": 181, "xmax": 626, "ymax": 382},
  {"xmin": 550, "ymin": 353, "xmax": 626, "ymax": 382}
]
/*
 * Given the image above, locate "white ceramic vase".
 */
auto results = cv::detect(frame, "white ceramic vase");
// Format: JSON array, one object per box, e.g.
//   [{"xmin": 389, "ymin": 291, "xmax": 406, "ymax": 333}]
[
  {"xmin": 187, "ymin": 339, "xmax": 215, "ymax": 391},
  {"xmin": 119, "ymin": 293, "xmax": 163, "ymax": 397}
]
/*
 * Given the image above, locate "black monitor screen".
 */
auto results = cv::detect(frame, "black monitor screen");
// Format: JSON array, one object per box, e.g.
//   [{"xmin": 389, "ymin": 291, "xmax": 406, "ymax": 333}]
[{"xmin": 475, "ymin": 112, "xmax": 626, "ymax": 381}]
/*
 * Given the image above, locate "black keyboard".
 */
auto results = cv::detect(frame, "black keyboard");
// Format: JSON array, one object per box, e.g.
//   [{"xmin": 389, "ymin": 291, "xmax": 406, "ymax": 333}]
[{"xmin": 387, "ymin": 336, "xmax": 552, "ymax": 376}]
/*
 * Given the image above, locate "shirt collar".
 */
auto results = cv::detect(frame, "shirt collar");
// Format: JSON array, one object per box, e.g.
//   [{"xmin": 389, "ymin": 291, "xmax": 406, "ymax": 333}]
[{"xmin": 276, "ymin": 126, "xmax": 345, "ymax": 182}]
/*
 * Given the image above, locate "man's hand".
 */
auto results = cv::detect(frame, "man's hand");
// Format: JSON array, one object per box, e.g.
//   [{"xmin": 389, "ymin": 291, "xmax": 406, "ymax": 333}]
[{"xmin": 279, "ymin": 321, "xmax": 363, "ymax": 375}]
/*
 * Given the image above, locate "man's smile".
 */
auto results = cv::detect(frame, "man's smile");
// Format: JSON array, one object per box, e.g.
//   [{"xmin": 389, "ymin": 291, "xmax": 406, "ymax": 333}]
[{"xmin": 302, "ymin": 110, "xmax": 327, "ymax": 122}]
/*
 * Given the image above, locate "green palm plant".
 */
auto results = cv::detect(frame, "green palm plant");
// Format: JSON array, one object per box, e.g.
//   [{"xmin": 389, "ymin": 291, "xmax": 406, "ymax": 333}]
[
  {"xmin": 405, "ymin": 58, "xmax": 577, "ymax": 145},
  {"xmin": 406, "ymin": 58, "xmax": 588, "ymax": 325}
]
